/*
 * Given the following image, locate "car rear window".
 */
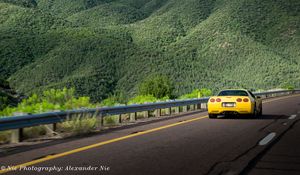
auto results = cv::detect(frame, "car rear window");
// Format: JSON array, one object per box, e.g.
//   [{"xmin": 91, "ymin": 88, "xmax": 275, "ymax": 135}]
[{"xmin": 218, "ymin": 90, "xmax": 248, "ymax": 96}]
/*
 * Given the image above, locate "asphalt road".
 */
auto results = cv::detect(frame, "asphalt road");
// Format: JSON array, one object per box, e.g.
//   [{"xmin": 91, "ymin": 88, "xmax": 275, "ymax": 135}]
[{"xmin": 1, "ymin": 94, "xmax": 300, "ymax": 175}]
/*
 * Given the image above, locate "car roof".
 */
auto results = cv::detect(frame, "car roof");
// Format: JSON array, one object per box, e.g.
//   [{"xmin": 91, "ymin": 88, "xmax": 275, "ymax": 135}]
[{"xmin": 217, "ymin": 89, "xmax": 251, "ymax": 95}]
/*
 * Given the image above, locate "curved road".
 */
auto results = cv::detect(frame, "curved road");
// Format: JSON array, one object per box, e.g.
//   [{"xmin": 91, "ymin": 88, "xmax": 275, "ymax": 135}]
[{"xmin": 0, "ymin": 94, "xmax": 300, "ymax": 175}]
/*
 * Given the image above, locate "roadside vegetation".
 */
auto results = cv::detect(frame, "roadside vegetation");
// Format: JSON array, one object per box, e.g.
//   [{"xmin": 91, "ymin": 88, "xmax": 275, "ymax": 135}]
[
  {"xmin": 179, "ymin": 88, "xmax": 212, "ymax": 99},
  {"xmin": 0, "ymin": 83, "xmax": 213, "ymax": 144},
  {"xmin": 0, "ymin": 88, "xmax": 95, "ymax": 117},
  {"xmin": 61, "ymin": 115, "xmax": 98, "ymax": 135}
]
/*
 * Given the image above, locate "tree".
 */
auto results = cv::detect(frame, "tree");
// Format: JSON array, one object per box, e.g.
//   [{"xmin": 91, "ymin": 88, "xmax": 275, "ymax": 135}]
[
  {"xmin": 138, "ymin": 75, "xmax": 174, "ymax": 99},
  {"xmin": 0, "ymin": 96, "xmax": 8, "ymax": 110}
]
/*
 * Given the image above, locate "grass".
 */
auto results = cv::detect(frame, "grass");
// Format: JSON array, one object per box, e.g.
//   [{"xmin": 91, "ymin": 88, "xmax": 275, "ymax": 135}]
[
  {"xmin": 0, "ymin": 131, "xmax": 11, "ymax": 144},
  {"xmin": 23, "ymin": 126, "xmax": 47, "ymax": 139},
  {"xmin": 60, "ymin": 114, "xmax": 97, "ymax": 135},
  {"xmin": 103, "ymin": 115, "xmax": 120, "ymax": 125}
]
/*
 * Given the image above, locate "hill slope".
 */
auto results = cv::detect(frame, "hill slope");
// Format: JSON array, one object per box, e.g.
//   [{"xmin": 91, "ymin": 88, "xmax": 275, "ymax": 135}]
[{"xmin": 0, "ymin": 0, "xmax": 299, "ymax": 101}]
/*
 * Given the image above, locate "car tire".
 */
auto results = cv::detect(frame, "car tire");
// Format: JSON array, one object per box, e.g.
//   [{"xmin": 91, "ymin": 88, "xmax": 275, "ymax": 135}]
[
  {"xmin": 259, "ymin": 105, "xmax": 263, "ymax": 116},
  {"xmin": 209, "ymin": 114, "xmax": 217, "ymax": 119},
  {"xmin": 253, "ymin": 104, "xmax": 260, "ymax": 117},
  {"xmin": 253, "ymin": 106, "xmax": 258, "ymax": 117}
]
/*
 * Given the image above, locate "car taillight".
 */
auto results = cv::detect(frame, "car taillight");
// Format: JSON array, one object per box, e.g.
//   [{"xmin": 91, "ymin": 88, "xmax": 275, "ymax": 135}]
[
  {"xmin": 210, "ymin": 98, "xmax": 215, "ymax": 102},
  {"xmin": 243, "ymin": 98, "xmax": 249, "ymax": 102},
  {"xmin": 236, "ymin": 98, "xmax": 242, "ymax": 102},
  {"xmin": 216, "ymin": 98, "xmax": 221, "ymax": 102}
]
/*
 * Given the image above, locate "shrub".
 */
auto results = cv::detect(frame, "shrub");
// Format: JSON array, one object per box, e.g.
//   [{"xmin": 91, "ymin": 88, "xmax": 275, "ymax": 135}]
[
  {"xmin": 104, "ymin": 115, "xmax": 118, "ymax": 125},
  {"xmin": 0, "ymin": 88, "xmax": 95, "ymax": 117},
  {"xmin": 282, "ymin": 85, "xmax": 295, "ymax": 90},
  {"xmin": 42, "ymin": 88, "xmax": 75, "ymax": 106},
  {"xmin": 199, "ymin": 88, "xmax": 213, "ymax": 97},
  {"xmin": 180, "ymin": 88, "xmax": 212, "ymax": 99},
  {"xmin": 23, "ymin": 126, "xmax": 47, "ymax": 139},
  {"xmin": 128, "ymin": 95, "xmax": 158, "ymax": 104},
  {"xmin": 101, "ymin": 96, "xmax": 119, "ymax": 107}
]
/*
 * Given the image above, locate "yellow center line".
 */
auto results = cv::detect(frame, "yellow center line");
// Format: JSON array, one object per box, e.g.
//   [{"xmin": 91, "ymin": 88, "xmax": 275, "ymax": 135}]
[
  {"xmin": 1, "ymin": 93, "xmax": 299, "ymax": 174},
  {"xmin": 0, "ymin": 116, "xmax": 208, "ymax": 174}
]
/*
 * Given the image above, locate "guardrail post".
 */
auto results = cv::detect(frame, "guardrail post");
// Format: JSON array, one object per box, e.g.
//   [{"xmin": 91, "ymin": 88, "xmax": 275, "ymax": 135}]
[
  {"xmin": 155, "ymin": 109, "xmax": 161, "ymax": 117},
  {"xmin": 143, "ymin": 111, "xmax": 149, "ymax": 118},
  {"xmin": 182, "ymin": 106, "xmax": 187, "ymax": 112},
  {"xmin": 45, "ymin": 123, "xmax": 57, "ymax": 136},
  {"xmin": 190, "ymin": 105, "xmax": 195, "ymax": 111},
  {"xmin": 196, "ymin": 104, "xmax": 201, "ymax": 110},
  {"xmin": 118, "ymin": 114, "xmax": 122, "ymax": 123},
  {"xmin": 165, "ymin": 108, "xmax": 171, "ymax": 115},
  {"xmin": 130, "ymin": 113, "xmax": 137, "ymax": 122},
  {"xmin": 201, "ymin": 103, "xmax": 207, "ymax": 109},
  {"xmin": 96, "ymin": 113, "xmax": 104, "ymax": 130},
  {"xmin": 11, "ymin": 128, "xmax": 23, "ymax": 143}
]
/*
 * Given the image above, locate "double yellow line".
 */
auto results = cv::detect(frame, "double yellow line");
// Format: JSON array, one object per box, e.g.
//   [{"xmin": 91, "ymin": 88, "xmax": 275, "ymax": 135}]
[{"xmin": 1, "ymin": 93, "xmax": 299, "ymax": 174}]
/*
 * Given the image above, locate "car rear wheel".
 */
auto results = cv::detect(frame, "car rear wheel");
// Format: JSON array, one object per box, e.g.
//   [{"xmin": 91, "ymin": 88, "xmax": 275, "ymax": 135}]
[
  {"xmin": 209, "ymin": 114, "xmax": 217, "ymax": 119},
  {"xmin": 253, "ymin": 106, "xmax": 258, "ymax": 117},
  {"xmin": 259, "ymin": 105, "xmax": 263, "ymax": 116}
]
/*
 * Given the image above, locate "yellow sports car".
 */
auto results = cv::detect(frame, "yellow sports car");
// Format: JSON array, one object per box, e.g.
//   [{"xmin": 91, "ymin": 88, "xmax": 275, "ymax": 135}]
[{"xmin": 208, "ymin": 89, "xmax": 262, "ymax": 118}]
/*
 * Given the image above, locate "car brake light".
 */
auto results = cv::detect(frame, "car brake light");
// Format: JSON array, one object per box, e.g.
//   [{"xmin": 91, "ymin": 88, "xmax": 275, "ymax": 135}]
[
  {"xmin": 243, "ymin": 98, "xmax": 249, "ymax": 102},
  {"xmin": 216, "ymin": 98, "xmax": 221, "ymax": 102},
  {"xmin": 236, "ymin": 98, "xmax": 242, "ymax": 102},
  {"xmin": 210, "ymin": 98, "xmax": 215, "ymax": 102}
]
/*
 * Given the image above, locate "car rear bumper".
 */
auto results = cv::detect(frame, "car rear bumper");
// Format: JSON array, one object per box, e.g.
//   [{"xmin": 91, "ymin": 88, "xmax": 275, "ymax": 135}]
[{"xmin": 208, "ymin": 107, "xmax": 253, "ymax": 115}]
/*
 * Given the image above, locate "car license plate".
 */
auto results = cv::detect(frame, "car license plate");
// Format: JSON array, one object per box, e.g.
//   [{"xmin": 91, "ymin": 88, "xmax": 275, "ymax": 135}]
[{"xmin": 222, "ymin": 102, "xmax": 235, "ymax": 107}]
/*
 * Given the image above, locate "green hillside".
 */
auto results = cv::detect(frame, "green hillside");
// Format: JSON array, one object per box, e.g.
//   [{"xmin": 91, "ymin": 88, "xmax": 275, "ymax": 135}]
[{"xmin": 0, "ymin": 0, "xmax": 299, "ymax": 101}]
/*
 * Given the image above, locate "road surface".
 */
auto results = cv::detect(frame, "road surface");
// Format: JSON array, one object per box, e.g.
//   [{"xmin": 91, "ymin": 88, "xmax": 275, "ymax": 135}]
[{"xmin": 0, "ymin": 94, "xmax": 300, "ymax": 175}]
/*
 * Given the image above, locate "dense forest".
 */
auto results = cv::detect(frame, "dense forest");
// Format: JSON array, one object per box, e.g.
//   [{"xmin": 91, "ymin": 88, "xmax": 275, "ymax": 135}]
[{"xmin": 0, "ymin": 0, "xmax": 299, "ymax": 102}]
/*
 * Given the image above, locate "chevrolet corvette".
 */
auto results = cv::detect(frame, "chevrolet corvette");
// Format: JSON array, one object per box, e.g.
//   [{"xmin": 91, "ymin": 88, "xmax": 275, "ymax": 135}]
[{"xmin": 207, "ymin": 89, "xmax": 262, "ymax": 118}]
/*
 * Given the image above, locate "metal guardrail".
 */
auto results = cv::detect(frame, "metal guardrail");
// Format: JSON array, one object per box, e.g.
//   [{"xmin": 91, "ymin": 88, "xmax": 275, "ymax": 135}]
[
  {"xmin": 0, "ymin": 89, "xmax": 299, "ymax": 143},
  {"xmin": 0, "ymin": 97, "xmax": 209, "ymax": 131}
]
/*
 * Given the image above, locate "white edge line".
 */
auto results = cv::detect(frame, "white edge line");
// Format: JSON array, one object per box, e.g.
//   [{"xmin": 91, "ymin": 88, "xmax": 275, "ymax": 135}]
[
  {"xmin": 259, "ymin": 132, "xmax": 276, "ymax": 146},
  {"xmin": 289, "ymin": 115, "xmax": 297, "ymax": 120}
]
